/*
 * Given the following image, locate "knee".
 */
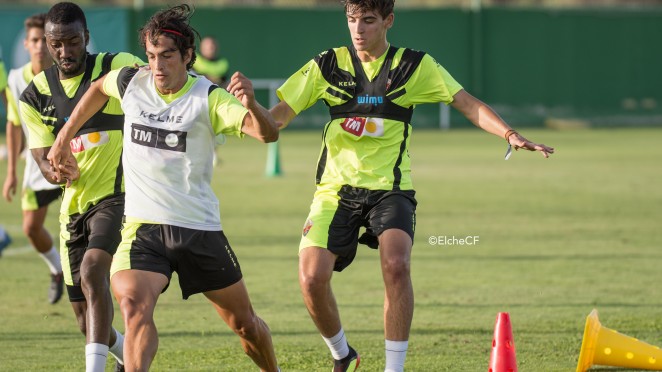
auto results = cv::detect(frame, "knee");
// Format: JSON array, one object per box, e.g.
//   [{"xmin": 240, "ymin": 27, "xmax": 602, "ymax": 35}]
[
  {"xmin": 80, "ymin": 261, "xmax": 109, "ymax": 293},
  {"xmin": 119, "ymin": 297, "xmax": 147, "ymax": 321},
  {"xmin": 382, "ymin": 256, "xmax": 410, "ymax": 282},
  {"xmin": 230, "ymin": 315, "xmax": 261, "ymax": 342},
  {"xmin": 299, "ymin": 270, "xmax": 331, "ymax": 295},
  {"xmin": 119, "ymin": 296, "xmax": 151, "ymax": 326},
  {"xmin": 22, "ymin": 220, "xmax": 41, "ymax": 240}
]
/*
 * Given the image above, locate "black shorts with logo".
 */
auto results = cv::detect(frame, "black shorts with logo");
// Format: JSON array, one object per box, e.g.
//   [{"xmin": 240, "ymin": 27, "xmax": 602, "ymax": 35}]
[
  {"xmin": 111, "ymin": 222, "xmax": 243, "ymax": 300},
  {"xmin": 300, "ymin": 185, "xmax": 417, "ymax": 272}
]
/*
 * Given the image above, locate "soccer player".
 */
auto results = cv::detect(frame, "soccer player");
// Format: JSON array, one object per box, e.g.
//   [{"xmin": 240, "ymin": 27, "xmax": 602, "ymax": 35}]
[
  {"xmin": 3, "ymin": 13, "xmax": 65, "ymax": 305},
  {"xmin": 269, "ymin": 1, "xmax": 554, "ymax": 371},
  {"xmin": 47, "ymin": 5, "xmax": 280, "ymax": 371},
  {"xmin": 19, "ymin": 2, "xmax": 143, "ymax": 371},
  {"xmin": 0, "ymin": 225, "xmax": 11, "ymax": 256},
  {"xmin": 0, "ymin": 55, "xmax": 7, "ymax": 107},
  {"xmin": 193, "ymin": 36, "xmax": 229, "ymax": 87}
]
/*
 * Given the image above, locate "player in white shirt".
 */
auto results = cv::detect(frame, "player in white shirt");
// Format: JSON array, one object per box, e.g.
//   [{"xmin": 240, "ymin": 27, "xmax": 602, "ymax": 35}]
[
  {"xmin": 47, "ymin": 5, "xmax": 280, "ymax": 371},
  {"xmin": 3, "ymin": 13, "xmax": 64, "ymax": 304}
]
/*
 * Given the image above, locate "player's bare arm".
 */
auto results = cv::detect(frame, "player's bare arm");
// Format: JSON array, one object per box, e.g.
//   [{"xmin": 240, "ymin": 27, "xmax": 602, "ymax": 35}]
[
  {"xmin": 48, "ymin": 76, "xmax": 111, "ymax": 172},
  {"xmin": 451, "ymin": 89, "xmax": 555, "ymax": 158},
  {"xmin": 227, "ymin": 71, "xmax": 279, "ymax": 143},
  {"xmin": 3, "ymin": 120, "xmax": 24, "ymax": 202},
  {"xmin": 269, "ymin": 101, "xmax": 297, "ymax": 130}
]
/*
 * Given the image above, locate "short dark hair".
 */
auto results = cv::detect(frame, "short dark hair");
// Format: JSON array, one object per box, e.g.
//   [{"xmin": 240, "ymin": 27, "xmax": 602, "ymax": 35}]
[
  {"xmin": 342, "ymin": 0, "xmax": 395, "ymax": 19},
  {"xmin": 46, "ymin": 2, "xmax": 87, "ymax": 30},
  {"xmin": 139, "ymin": 4, "xmax": 199, "ymax": 70},
  {"xmin": 25, "ymin": 13, "xmax": 46, "ymax": 33}
]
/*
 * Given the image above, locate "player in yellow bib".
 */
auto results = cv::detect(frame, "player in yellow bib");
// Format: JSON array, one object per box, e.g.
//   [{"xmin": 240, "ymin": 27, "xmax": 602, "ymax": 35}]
[
  {"xmin": 270, "ymin": 1, "xmax": 555, "ymax": 371},
  {"xmin": 20, "ymin": 3, "xmax": 144, "ymax": 371},
  {"xmin": 47, "ymin": 5, "xmax": 280, "ymax": 371}
]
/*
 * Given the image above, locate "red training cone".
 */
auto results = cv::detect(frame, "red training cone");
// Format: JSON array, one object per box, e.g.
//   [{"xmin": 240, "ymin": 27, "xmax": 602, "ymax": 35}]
[{"xmin": 488, "ymin": 312, "xmax": 518, "ymax": 372}]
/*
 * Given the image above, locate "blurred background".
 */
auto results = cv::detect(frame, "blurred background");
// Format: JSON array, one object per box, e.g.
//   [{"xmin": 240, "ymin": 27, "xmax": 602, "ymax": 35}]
[{"xmin": 0, "ymin": 0, "xmax": 661, "ymax": 129}]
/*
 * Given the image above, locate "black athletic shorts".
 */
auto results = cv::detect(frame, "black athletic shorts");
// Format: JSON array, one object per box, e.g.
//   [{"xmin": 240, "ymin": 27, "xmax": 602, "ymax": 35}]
[
  {"xmin": 111, "ymin": 222, "xmax": 243, "ymax": 300},
  {"xmin": 300, "ymin": 184, "xmax": 417, "ymax": 272},
  {"xmin": 63, "ymin": 193, "xmax": 124, "ymax": 302}
]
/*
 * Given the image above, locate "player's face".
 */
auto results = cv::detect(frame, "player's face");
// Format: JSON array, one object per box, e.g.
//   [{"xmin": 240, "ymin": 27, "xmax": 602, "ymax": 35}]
[
  {"xmin": 145, "ymin": 34, "xmax": 192, "ymax": 94},
  {"xmin": 25, "ymin": 27, "xmax": 51, "ymax": 68},
  {"xmin": 200, "ymin": 38, "xmax": 217, "ymax": 59},
  {"xmin": 346, "ymin": 8, "xmax": 393, "ymax": 59},
  {"xmin": 45, "ymin": 20, "xmax": 88, "ymax": 78}
]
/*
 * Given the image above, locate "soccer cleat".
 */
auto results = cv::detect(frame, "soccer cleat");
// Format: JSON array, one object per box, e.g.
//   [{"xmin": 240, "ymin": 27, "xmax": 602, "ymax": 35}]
[
  {"xmin": 0, "ymin": 230, "xmax": 11, "ymax": 257},
  {"xmin": 48, "ymin": 272, "xmax": 64, "ymax": 304},
  {"xmin": 114, "ymin": 361, "xmax": 125, "ymax": 372},
  {"xmin": 333, "ymin": 346, "xmax": 360, "ymax": 372}
]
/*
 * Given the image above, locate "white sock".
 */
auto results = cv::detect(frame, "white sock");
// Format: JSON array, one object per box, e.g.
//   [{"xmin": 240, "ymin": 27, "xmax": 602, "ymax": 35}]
[
  {"xmin": 85, "ymin": 343, "xmax": 109, "ymax": 372},
  {"xmin": 322, "ymin": 328, "xmax": 349, "ymax": 360},
  {"xmin": 39, "ymin": 246, "xmax": 62, "ymax": 274},
  {"xmin": 385, "ymin": 339, "xmax": 408, "ymax": 372},
  {"xmin": 108, "ymin": 328, "xmax": 124, "ymax": 365}
]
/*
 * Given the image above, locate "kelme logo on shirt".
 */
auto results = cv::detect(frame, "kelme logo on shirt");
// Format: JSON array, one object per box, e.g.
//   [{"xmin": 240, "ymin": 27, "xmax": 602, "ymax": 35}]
[
  {"xmin": 340, "ymin": 117, "xmax": 384, "ymax": 138},
  {"xmin": 130, "ymin": 123, "xmax": 187, "ymax": 152},
  {"xmin": 70, "ymin": 131, "xmax": 110, "ymax": 154}
]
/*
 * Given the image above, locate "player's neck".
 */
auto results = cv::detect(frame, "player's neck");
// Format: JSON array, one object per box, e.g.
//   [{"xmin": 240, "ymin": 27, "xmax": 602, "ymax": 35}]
[
  {"xmin": 356, "ymin": 40, "xmax": 389, "ymax": 62},
  {"xmin": 31, "ymin": 60, "xmax": 53, "ymax": 75}
]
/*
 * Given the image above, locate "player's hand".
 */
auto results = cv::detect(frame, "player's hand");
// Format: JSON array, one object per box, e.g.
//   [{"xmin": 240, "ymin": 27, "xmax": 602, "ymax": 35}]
[
  {"xmin": 47, "ymin": 138, "xmax": 73, "ymax": 177},
  {"xmin": 508, "ymin": 133, "xmax": 555, "ymax": 158},
  {"xmin": 55, "ymin": 155, "xmax": 80, "ymax": 188},
  {"xmin": 2, "ymin": 174, "xmax": 17, "ymax": 202},
  {"xmin": 226, "ymin": 71, "xmax": 256, "ymax": 110}
]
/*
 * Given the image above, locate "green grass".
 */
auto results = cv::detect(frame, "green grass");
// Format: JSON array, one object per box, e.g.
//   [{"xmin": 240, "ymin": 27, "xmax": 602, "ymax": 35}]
[{"xmin": 0, "ymin": 128, "xmax": 661, "ymax": 371}]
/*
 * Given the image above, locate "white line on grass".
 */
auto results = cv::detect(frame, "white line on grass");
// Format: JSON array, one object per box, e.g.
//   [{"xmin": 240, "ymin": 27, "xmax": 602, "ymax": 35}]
[{"xmin": 2, "ymin": 245, "xmax": 33, "ymax": 256}]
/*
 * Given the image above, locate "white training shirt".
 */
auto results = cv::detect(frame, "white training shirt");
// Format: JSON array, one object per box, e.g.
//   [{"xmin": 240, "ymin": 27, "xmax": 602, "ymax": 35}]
[
  {"xmin": 7, "ymin": 64, "xmax": 61, "ymax": 192},
  {"xmin": 121, "ymin": 69, "xmax": 223, "ymax": 230}
]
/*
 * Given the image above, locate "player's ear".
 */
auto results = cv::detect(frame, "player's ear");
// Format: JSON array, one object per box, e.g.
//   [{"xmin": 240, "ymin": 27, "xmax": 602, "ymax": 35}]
[
  {"xmin": 183, "ymin": 48, "xmax": 193, "ymax": 66},
  {"xmin": 385, "ymin": 13, "xmax": 394, "ymax": 29}
]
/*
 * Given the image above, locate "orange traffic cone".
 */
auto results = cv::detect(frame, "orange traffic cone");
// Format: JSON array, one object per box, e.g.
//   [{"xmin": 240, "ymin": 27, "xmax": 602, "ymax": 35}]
[
  {"xmin": 576, "ymin": 309, "xmax": 662, "ymax": 371},
  {"xmin": 489, "ymin": 312, "xmax": 518, "ymax": 372}
]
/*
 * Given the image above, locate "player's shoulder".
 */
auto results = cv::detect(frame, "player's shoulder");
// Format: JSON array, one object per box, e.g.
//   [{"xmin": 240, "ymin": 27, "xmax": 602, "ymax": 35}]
[
  {"xmin": 23, "ymin": 69, "xmax": 51, "ymax": 98},
  {"xmin": 107, "ymin": 51, "xmax": 144, "ymax": 69},
  {"xmin": 8, "ymin": 63, "xmax": 28, "ymax": 78},
  {"xmin": 314, "ymin": 46, "xmax": 349, "ymax": 62}
]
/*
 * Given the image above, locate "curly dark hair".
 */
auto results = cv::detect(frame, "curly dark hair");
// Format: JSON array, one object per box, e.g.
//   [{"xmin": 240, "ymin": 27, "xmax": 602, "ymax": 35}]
[
  {"xmin": 139, "ymin": 4, "xmax": 200, "ymax": 70},
  {"xmin": 342, "ymin": 0, "xmax": 394, "ymax": 19},
  {"xmin": 46, "ymin": 2, "xmax": 87, "ymax": 30}
]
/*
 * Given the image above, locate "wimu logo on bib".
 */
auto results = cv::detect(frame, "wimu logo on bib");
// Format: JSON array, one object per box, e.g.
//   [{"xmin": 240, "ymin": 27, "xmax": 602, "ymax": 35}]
[
  {"xmin": 130, "ymin": 123, "xmax": 187, "ymax": 152},
  {"xmin": 340, "ymin": 117, "xmax": 384, "ymax": 137},
  {"xmin": 70, "ymin": 131, "xmax": 110, "ymax": 154}
]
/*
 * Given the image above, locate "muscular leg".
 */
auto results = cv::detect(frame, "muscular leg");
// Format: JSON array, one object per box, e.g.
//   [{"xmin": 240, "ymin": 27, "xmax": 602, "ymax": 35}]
[
  {"xmin": 378, "ymin": 229, "xmax": 414, "ymax": 341},
  {"xmin": 71, "ymin": 300, "xmax": 89, "ymax": 336},
  {"xmin": 79, "ymin": 249, "xmax": 115, "ymax": 346},
  {"xmin": 22, "ymin": 207, "xmax": 53, "ymax": 254},
  {"xmin": 298, "ymin": 246, "xmax": 342, "ymax": 338},
  {"xmin": 205, "ymin": 280, "xmax": 278, "ymax": 372},
  {"xmin": 111, "ymin": 269, "xmax": 167, "ymax": 371}
]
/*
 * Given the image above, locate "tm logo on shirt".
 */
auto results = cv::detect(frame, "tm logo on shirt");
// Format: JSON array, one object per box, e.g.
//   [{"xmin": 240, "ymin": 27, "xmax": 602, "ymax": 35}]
[
  {"xmin": 70, "ymin": 131, "xmax": 110, "ymax": 153},
  {"xmin": 340, "ymin": 117, "xmax": 384, "ymax": 137},
  {"xmin": 131, "ymin": 123, "xmax": 187, "ymax": 152}
]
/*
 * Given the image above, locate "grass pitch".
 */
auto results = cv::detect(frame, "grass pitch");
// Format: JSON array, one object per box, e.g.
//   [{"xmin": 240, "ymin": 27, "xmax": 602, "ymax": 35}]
[{"xmin": 0, "ymin": 128, "xmax": 660, "ymax": 371}]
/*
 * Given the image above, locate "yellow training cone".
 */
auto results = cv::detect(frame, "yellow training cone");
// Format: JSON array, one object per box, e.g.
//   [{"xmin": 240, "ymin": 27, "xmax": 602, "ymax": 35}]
[{"xmin": 577, "ymin": 309, "xmax": 662, "ymax": 371}]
